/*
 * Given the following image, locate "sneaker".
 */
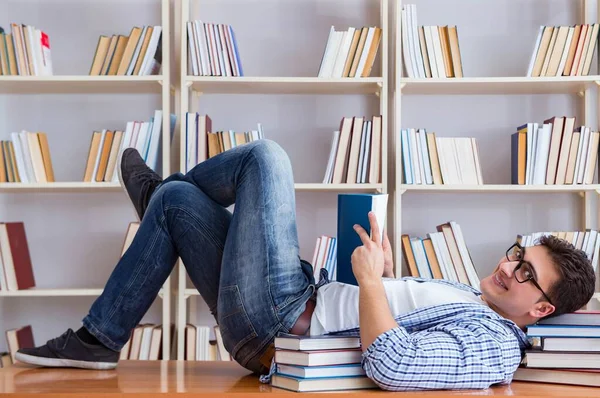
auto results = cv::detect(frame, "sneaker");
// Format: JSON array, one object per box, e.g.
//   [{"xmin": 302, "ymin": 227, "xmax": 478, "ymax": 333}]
[
  {"xmin": 118, "ymin": 148, "xmax": 163, "ymax": 221},
  {"xmin": 15, "ymin": 329, "xmax": 119, "ymax": 370}
]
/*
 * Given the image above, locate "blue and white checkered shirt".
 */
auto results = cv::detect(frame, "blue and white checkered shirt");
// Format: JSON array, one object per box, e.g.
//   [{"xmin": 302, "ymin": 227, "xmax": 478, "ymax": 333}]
[{"xmin": 329, "ymin": 277, "xmax": 530, "ymax": 391}]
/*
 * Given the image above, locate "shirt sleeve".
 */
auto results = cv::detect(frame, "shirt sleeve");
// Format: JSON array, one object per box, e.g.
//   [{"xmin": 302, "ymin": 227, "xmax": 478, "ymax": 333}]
[{"xmin": 361, "ymin": 324, "xmax": 521, "ymax": 391}]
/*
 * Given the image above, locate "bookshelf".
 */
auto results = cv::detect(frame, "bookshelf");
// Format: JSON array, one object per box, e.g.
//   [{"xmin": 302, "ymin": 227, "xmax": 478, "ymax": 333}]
[
  {"xmin": 391, "ymin": 0, "xmax": 600, "ymax": 304},
  {"xmin": 175, "ymin": 0, "xmax": 389, "ymax": 360},
  {"xmin": 0, "ymin": 0, "xmax": 173, "ymax": 359}
]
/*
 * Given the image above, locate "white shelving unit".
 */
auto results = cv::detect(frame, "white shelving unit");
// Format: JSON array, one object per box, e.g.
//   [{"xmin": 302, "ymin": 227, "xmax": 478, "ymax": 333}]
[
  {"xmin": 391, "ymin": 0, "xmax": 600, "ymax": 303},
  {"xmin": 0, "ymin": 0, "xmax": 173, "ymax": 359},
  {"xmin": 175, "ymin": 0, "xmax": 389, "ymax": 360}
]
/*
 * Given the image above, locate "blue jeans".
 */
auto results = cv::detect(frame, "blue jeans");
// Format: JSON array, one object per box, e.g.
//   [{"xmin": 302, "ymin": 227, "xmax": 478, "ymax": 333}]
[{"xmin": 82, "ymin": 140, "xmax": 315, "ymax": 374}]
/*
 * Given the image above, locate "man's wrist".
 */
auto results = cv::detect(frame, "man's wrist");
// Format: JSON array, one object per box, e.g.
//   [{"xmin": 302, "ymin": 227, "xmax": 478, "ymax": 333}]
[{"xmin": 357, "ymin": 276, "xmax": 384, "ymax": 290}]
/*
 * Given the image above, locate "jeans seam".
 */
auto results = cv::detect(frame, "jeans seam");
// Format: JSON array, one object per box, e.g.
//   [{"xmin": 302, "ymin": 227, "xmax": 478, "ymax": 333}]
[
  {"xmin": 164, "ymin": 204, "xmax": 225, "ymax": 252},
  {"xmin": 99, "ymin": 214, "xmax": 163, "ymax": 333}
]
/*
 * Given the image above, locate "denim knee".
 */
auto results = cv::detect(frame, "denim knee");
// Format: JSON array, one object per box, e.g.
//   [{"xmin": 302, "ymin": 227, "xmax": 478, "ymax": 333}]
[{"xmin": 247, "ymin": 139, "xmax": 292, "ymax": 175}]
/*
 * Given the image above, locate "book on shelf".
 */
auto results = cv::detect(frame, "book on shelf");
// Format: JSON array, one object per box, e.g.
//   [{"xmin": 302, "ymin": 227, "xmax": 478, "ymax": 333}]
[
  {"xmin": 89, "ymin": 25, "xmax": 162, "ymax": 76},
  {"xmin": 1, "ymin": 131, "xmax": 55, "ymax": 183},
  {"xmin": 517, "ymin": 230, "xmax": 600, "ymax": 272},
  {"xmin": 336, "ymin": 193, "xmax": 388, "ymax": 286},
  {"xmin": 323, "ymin": 115, "xmax": 382, "ymax": 184},
  {"xmin": 401, "ymin": 221, "xmax": 480, "ymax": 289},
  {"xmin": 119, "ymin": 323, "xmax": 174, "ymax": 361},
  {"xmin": 0, "ymin": 221, "xmax": 36, "ymax": 291},
  {"xmin": 511, "ymin": 117, "xmax": 599, "ymax": 185},
  {"xmin": 310, "ymin": 235, "xmax": 337, "ymax": 283},
  {"xmin": 514, "ymin": 311, "xmax": 600, "ymax": 387},
  {"xmin": 5, "ymin": 325, "xmax": 34, "ymax": 364},
  {"xmin": 401, "ymin": 4, "xmax": 463, "ymax": 78},
  {"xmin": 527, "ymin": 24, "xmax": 599, "ymax": 77},
  {"xmin": 187, "ymin": 21, "xmax": 242, "ymax": 77},
  {"xmin": 317, "ymin": 25, "xmax": 382, "ymax": 78},
  {"xmin": 401, "ymin": 129, "xmax": 483, "ymax": 185},
  {"xmin": 0, "ymin": 24, "xmax": 52, "ymax": 76},
  {"xmin": 83, "ymin": 110, "xmax": 165, "ymax": 182},
  {"xmin": 270, "ymin": 334, "xmax": 375, "ymax": 392},
  {"xmin": 184, "ymin": 112, "xmax": 265, "ymax": 172}
]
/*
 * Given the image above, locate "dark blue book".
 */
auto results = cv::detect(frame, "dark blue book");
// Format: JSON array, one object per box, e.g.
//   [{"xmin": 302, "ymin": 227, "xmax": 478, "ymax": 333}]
[{"xmin": 336, "ymin": 193, "xmax": 388, "ymax": 286}]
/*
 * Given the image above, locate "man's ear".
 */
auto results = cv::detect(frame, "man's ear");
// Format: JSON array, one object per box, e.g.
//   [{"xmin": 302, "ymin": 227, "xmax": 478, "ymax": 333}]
[{"xmin": 530, "ymin": 302, "xmax": 555, "ymax": 319}]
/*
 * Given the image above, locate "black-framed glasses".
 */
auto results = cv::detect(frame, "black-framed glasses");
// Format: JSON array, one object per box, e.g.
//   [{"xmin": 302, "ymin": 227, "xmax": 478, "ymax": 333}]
[{"xmin": 505, "ymin": 242, "xmax": 553, "ymax": 305}]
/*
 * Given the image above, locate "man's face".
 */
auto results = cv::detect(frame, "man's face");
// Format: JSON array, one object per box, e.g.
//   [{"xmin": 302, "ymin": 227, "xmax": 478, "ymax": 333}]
[{"xmin": 480, "ymin": 243, "xmax": 560, "ymax": 320}]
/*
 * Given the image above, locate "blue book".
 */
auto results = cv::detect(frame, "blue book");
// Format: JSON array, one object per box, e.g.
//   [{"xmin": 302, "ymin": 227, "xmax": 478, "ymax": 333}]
[{"xmin": 336, "ymin": 193, "xmax": 388, "ymax": 286}]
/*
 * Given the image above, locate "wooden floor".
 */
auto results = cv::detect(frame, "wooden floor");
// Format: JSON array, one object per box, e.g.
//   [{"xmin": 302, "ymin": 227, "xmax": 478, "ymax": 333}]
[{"xmin": 1, "ymin": 361, "xmax": 599, "ymax": 397}]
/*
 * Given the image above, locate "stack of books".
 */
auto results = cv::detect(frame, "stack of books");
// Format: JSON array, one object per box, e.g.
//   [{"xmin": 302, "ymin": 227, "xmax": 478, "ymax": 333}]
[
  {"xmin": 270, "ymin": 334, "xmax": 376, "ymax": 392},
  {"xmin": 511, "ymin": 117, "xmax": 599, "ymax": 185},
  {"xmin": 83, "ymin": 110, "xmax": 164, "ymax": 182},
  {"xmin": 401, "ymin": 220, "xmax": 480, "ymax": 289},
  {"xmin": 89, "ymin": 25, "xmax": 162, "ymax": 76},
  {"xmin": 527, "ymin": 24, "xmax": 599, "ymax": 77},
  {"xmin": 401, "ymin": 129, "xmax": 483, "ymax": 185},
  {"xmin": 0, "ymin": 23, "xmax": 52, "ymax": 76},
  {"xmin": 1, "ymin": 131, "xmax": 54, "ymax": 183},
  {"xmin": 322, "ymin": 115, "xmax": 383, "ymax": 185},
  {"xmin": 183, "ymin": 113, "xmax": 265, "ymax": 172},
  {"xmin": 187, "ymin": 21, "xmax": 243, "ymax": 77},
  {"xmin": 317, "ymin": 26, "xmax": 382, "ymax": 78},
  {"xmin": 514, "ymin": 311, "xmax": 600, "ymax": 387},
  {"xmin": 401, "ymin": 4, "xmax": 463, "ymax": 78},
  {"xmin": 310, "ymin": 235, "xmax": 337, "ymax": 283}
]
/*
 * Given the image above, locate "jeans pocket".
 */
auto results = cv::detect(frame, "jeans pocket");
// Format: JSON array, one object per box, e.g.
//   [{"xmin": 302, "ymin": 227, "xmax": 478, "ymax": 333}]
[{"xmin": 217, "ymin": 285, "xmax": 258, "ymax": 359}]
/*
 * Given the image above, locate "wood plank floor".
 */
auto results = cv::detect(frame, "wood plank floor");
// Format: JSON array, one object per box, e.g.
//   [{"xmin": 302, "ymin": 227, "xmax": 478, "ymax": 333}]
[{"xmin": 1, "ymin": 361, "xmax": 599, "ymax": 397}]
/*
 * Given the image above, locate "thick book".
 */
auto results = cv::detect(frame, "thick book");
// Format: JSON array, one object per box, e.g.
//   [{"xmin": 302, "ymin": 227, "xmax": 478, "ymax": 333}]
[
  {"xmin": 274, "ymin": 348, "xmax": 362, "ymax": 367},
  {"xmin": 276, "ymin": 363, "xmax": 365, "ymax": 379},
  {"xmin": 271, "ymin": 373, "xmax": 376, "ymax": 392},
  {"xmin": 513, "ymin": 367, "xmax": 600, "ymax": 387},
  {"xmin": 336, "ymin": 193, "xmax": 388, "ymax": 286},
  {"xmin": 274, "ymin": 334, "xmax": 360, "ymax": 351}
]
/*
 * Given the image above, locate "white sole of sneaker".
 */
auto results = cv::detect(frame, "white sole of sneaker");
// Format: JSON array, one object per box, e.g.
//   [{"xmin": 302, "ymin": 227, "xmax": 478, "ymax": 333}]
[
  {"xmin": 15, "ymin": 352, "xmax": 117, "ymax": 370},
  {"xmin": 117, "ymin": 148, "xmax": 141, "ymax": 222}
]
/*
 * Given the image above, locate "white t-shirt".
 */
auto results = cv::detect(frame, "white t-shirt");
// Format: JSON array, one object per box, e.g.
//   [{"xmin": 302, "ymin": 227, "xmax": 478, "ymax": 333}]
[{"xmin": 309, "ymin": 278, "xmax": 485, "ymax": 336}]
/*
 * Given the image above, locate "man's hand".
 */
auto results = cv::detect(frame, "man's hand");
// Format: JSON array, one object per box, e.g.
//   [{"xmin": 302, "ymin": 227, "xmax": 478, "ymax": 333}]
[
  {"xmin": 382, "ymin": 232, "xmax": 394, "ymax": 278},
  {"xmin": 351, "ymin": 211, "xmax": 385, "ymax": 286}
]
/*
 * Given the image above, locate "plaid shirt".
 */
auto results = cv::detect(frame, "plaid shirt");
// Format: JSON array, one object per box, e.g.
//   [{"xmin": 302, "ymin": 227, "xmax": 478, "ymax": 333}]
[{"xmin": 330, "ymin": 277, "xmax": 530, "ymax": 391}]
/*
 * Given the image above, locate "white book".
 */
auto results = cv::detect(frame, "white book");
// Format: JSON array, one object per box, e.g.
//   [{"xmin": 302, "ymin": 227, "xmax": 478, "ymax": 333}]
[
  {"xmin": 529, "ymin": 123, "xmax": 539, "ymax": 184},
  {"xmin": 186, "ymin": 112, "xmax": 197, "ymax": 172},
  {"xmin": 355, "ymin": 27, "xmax": 375, "ymax": 78},
  {"xmin": 410, "ymin": 4, "xmax": 426, "ymax": 78},
  {"xmin": 424, "ymin": 26, "xmax": 439, "ymax": 78},
  {"xmin": 112, "ymin": 122, "xmax": 135, "ymax": 181},
  {"xmin": 18, "ymin": 131, "xmax": 36, "ymax": 183},
  {"xmin": 322, "ymin": 131, "xmax": 340, "ymax": 183},
  {"xmin": 525, "ymin": 123, "xmax": 534, "ymax": 184},
  {"xmin": 450, "ymin": 221, "xmax": 480, "ymax": 289},
  {"xmin": 577, "ymin": 127, "xmax": 591, "ymax": 184},
  {"xmin": 432, "ymin": 231, "xmax": 459, "ymax": 282},
  {"xmin": 10, "ymin": 132, "xmax": 29, "ymax": 183},
  {"xmin": 456, "ymin": 137, "xmax": 478, "ymax": 184},
  {"xmin": 195, "ymin": 22, "xmax": 210, "ymax": 76},
  {"xmin": 555, "ymin": 27, "xmax": 574, "ymax": 76},
  {"xmin": 361, "ymin": 121, "xmax": 372, "ymax": 183},
  {"xmin": 428, "ymin": 232, "xmax": 451, "ymax": 281},
  {"xmin": 141, "ymin": 26, "xmax": 162, "ymax": 76},
  {"xmin": 145, "ymin": 110, "xmax": 163, "ymax": 171},
  {"xmin": 324, "ymin": 30, "xmax": 344, "ymax": 78},
  {"xmin": 90, "ymin": 130, "xmax": 106, "ymax": 183},
  {"xmin": 356, "ymin": 121, "xmax": 368, "ymax": 183},
  {"xmin": 410, "ymin": 238, "xmax": 433, "ymax": 279},
  {"xmin": 127, "ymin": 26, "xmax": 147, "ymax": 75},
  {"xmin": 533, "ymin": 124, "xmax": 552, "ymax": 184},
  {"xmin": 401, "ymin": 7, "xmax": 414, "ymax": 77},
  {"xmin": 471, "ymin": 138, "xmax": 484, "ymax": 184},
  {"xmin": 527, "ymin": 26, "xmax": 544, "ymax": 76},
  {"xmin": 404, "ymin": 6, "xmax": 420, "ymax": 78},
  {"xmin": 401, "ymin": 129, "xmax": 413, "ymax": 184},
  {"xmin": 409, "ymin": 128, "xmax": 422, "ymax": 184},
  {"xmin": 332, "ymin": 27, "xmax": 355, "ymax": 78},
  {"xmin": 187, "ymin": 22, "xmax": 199, "ymax": 76},
  {"xmin": 418, "ymin": 128, "xmax": 433, "ymax": 184},
  {"xmin": 431, "ymin": 26, "xmax": 447, "ymax": 78}
]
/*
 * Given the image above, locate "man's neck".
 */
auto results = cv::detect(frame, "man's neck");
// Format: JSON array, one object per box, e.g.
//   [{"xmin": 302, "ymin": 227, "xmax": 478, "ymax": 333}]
[{"xmin": 480, "ymin": 295, "xmax": 534, "ymax": 330}]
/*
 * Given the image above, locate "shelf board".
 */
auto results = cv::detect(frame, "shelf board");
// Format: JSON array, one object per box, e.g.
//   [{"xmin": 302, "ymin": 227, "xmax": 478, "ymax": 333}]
[
  {"xmin": 0, "ymin": 288, "xmax": 104, "ymax": 297},
  {"xmin": 186, "ymin": 76, "xmax": 384, "ymax": 94},
  {"xmin": 0, "ymin": 182, "xmax": 123, "ymax": 193},
  {"xmin": 0, "ymin": 75, "xmax": 165, "ymax": 94},
  {"xmin": 400, "ymin": 184, "xmax": 600, "ymax": 193},
  {"xmin": 400, "ymin": 76, "xmax": 600, "ymax": 95},
  {"xmin": 294, "ymin": 183, "xmax": 384, "ymax": 192}
]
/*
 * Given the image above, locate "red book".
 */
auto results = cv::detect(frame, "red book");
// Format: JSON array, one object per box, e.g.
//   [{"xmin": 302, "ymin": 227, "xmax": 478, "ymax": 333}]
[{"xmin": 0, "ymin": 222, "xmax": 35, "ymax": 290}]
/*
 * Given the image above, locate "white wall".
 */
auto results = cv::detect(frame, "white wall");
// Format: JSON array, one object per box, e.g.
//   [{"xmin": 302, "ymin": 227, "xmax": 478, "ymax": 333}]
[{"xmin": 1, "ymin": 0, "xmax": 598, "ymax": 352}]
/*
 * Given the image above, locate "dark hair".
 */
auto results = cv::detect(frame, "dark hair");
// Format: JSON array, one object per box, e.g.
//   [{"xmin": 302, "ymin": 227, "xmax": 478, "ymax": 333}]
[{"xmin": 537, "ymin": 234, "xmax": 596, "ymax": 318}]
